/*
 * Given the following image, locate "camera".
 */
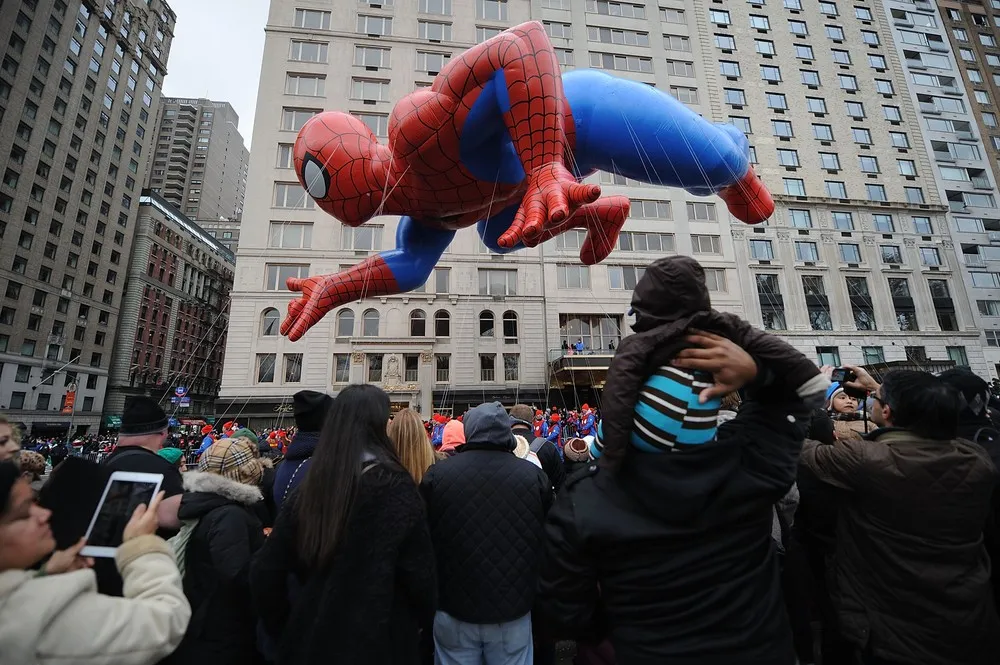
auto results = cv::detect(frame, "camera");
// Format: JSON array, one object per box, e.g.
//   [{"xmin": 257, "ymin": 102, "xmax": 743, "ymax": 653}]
[{"xmin": 831, "ymin": 368, "xmax": 857, "ymax": 384}]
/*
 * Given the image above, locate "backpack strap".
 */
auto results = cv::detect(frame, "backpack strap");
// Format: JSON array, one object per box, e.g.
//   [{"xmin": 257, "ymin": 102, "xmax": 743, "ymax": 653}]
[{"xmin": 529, "ymin": 437, "xmax": 547, "ymax": 454}]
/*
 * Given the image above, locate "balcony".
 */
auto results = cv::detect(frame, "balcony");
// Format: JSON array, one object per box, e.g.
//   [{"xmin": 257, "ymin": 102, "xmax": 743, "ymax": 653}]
[{"xmin": 548, "ymin": 349, "xmax": 614, "ymax": 388}]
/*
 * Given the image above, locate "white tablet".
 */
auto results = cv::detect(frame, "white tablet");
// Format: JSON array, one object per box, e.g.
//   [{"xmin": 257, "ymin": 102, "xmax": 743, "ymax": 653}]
[{"xmin": 81, "ymin": 471, "xmax": 163, "ymax": 558}]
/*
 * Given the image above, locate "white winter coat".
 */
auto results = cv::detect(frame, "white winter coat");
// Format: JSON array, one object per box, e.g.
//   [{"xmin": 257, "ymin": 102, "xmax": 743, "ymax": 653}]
[{"xmin": 0, "ymin": 534, "xmax": 191, "ymax": 665}]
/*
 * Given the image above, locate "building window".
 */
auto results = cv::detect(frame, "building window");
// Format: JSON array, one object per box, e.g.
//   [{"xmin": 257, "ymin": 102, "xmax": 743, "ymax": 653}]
[
  {"xmin": 479, "ymin": 269, "xmax": 517, "ymax": 295},
  {"xmin": 589, "ymin": 52, "xmax": 653, "ymax": 73},
  {"xmin": 777, "ymin": 149, "xmax": 799, "ymax": 166},
  {"xmin": 362, "ymin": 309, "xmax": 379, "ymax": 337},
  {"xmin": 480, "ymin": 354, "xmax": 496, "ymax": 382},
  {"xmin": 477, "ymin": 0, "xmax": 509, "ymax": 20},
  {"xmin": 750, "ymin": 239, "xmax": 774, "ymax": 260},
  {"xmin": 434, "ymin": 268, "xmax": 450, "ymax": 294},
  {"xmin": 789, "ymin": 20, "xmax": 808, "ymax": 35},
  {"xmin": 920, "ymin": 247, "xmax": 941, "ymax": 266},
  {"xmin": 947, "ymin": 346, "xmax": 970, "ymax": 367},
  {"xmin": 715, "ymin": 34, "xmax": 736, "ymax": 51},
  {"xmin": 290, "ymin": 41, "xmax": 329, "ymax": 63},
  {"xmin": 691, "ymin": 235, "xmax": 722, "ymax": 254},
  {"xmin": 862, "ymin": 346, "xmax": 885, "ymax": 364},
  {"xmin": 419, "ymin": 0, "xmax": 452, "ymax": 14},
  {"xmin": 913, "ymin": 216, "xmax": 933, "ymax": 234},
  {"xmin": 866, "ymin": 184, "xmax": 887, "ymax": 202},
  {"xmin": 351, "ymin": 78, "xmax": 389, "ymax": 102},
  {"xmin": 336, "ymin": 309, "xmax": 354, "ymax": 337},
  {"xmin": 342, "ymin": 225, "xmax": 383, "ymax": 251},
  {"xmin": 502, "ymin": 310, "xmax": 518, "ymax": 342},
  {"xmin": 880, "ymin": 245, "xmax": 903, "ymax": 264},
  {"xmin": 724, "ymin": 88, "xmax": 746, "ymax": 105},
  {"xmin": 784, "ymin": 178, "xmax": 806, "ymax": 196},
  {"xmin": 367, "ymin": 354, "xmax": 383, "ymax": 382},
  {"xmin": 256, "ymin": 353, "xmax": 276, "ymax": 383},
  {"xmin": 557, "ymin": 264, "xmax": 591, "ymax": 289},
  {"xmin": 261, "ymin": 308, "xmax": 280, "ymax": 336},
  {"xmin": 729, "ymin": 116, "xmax": 752, "ymax": 134},
  {"xmin": 479, "ymin": 310, "xmax": 495, "ymax": 337},
  {"xmin": 353, "ymin": 112, "xmax": 389, "ymax": 138},
  {"xmin": 817, "ymin": 346, "xmax": 841, "ymax": 366},
  {"xmin": 607, "ymin": 265, "xmax": 645, "ymax": 290},
  {"xmin": 357, "ymin": 15, "xmax": 392, "ymax": 36},
  {"xmin": 354, "ymin": 45, "xmax": 389, "ymax": 68},
  {"xmin": 410, "ymin": 310, "xmax": 426, "ymax": 336},
  {"xmin": 265, "ymin": 264, "xmax": 309, "ymax": 290},
  {"xmin": 435, "ymin": 354, "xmax": 450, "ymax": 382},
  {"xmin": 719, "ymin": 61, "xmax": 741, "ymax": 77},
  {"xmin": 418, "ymin": 20, "xmax": 452, "ymax": 41},
  {"xmin": 788, "ymin": 209, "xmax": 812, "ymax": 228},
  {"xmin": 434, "ymin": 310, "xmax": 450, "ymax": 336},
  {"xmin": 795, "ymin": 241, "xmax": 819, "ymax": 262},
  {"xmin": 503, "ymin": 353, "xmax": 519, "ymax": 381},
  {"xmin": 687, "ymin": 202, "xmax": 717, "ymax": 221},
  {"xmin": 334, "ymin": 354, "xmax": 350, "ymax": 382},
  {"xmin": 269, "ymin": 222, "xmax": 313, "ymax": 248},
  {"xmin": 285, "ymin": 73, "xmax": 326, "ymax": 97},
  {"xmin": 839, "ymin": 243, "xmax": 861, "ymax": 263},
  {"xmin": 819, "ymin": 152, "xmax": 840, "ymax": 170},
  {"xmin": 284, "ymin": 354, "xmax": 303, "ymax": 383},
  {"xmin": 294, "ymin": 8, "xmax": 330, "ymax": 29}
]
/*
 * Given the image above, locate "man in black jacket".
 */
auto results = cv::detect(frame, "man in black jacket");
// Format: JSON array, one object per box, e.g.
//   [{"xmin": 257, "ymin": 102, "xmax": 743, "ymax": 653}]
[
  {"xmin": 421, "ymin": 401, "xmax": 552, "ymax": 665},
  {"xmin": 510, "ymin": 403, "xmax": 565, "ymax": 494},
  {"xmin": 537, "ymin": 331, "xmax": 818, "ymax": 665}
]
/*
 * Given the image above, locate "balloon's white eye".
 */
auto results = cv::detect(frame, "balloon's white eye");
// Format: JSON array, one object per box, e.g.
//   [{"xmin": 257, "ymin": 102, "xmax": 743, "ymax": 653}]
[{"xmin": 303, "ymin": 156, "xmax": 328, "ymax": 199}]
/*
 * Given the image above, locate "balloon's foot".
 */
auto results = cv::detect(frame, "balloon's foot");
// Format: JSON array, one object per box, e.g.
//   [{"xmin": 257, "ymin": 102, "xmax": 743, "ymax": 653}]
[{"xmin": 719, "ymin": 168, "xmax": 774, "ymax": 225}]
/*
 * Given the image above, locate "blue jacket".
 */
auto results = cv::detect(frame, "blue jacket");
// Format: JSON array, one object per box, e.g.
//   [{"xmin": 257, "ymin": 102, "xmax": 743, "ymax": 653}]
[{"xmin": 272, "ymin": 431, "xmax": 320, "ymax": 512}]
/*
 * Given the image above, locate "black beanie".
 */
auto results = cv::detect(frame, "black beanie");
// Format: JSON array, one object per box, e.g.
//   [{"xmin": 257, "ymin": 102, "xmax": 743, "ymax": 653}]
[
  {"xmin": 293, "ymin": 390, "xmax": 333, "ymax": 432},
  {"xmin": 0, "ymin": 461, "xmax": 20, "ymax": 517},
  {"xmin": 120, "ymin": 397, "xmax": 169, "ymax": 436}
]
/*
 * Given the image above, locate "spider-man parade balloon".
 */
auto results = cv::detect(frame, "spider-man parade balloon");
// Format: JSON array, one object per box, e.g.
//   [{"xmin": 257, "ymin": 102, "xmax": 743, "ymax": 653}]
[{"xmin": 280, "ymin": 21, "xmax": 773, "ymax": 341}]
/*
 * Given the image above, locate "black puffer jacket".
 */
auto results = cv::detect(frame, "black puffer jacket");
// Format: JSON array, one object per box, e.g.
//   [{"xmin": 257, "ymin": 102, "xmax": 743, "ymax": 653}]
[
  {"xmin": 599, "ymin": 256, "xmax": 827, "ymax": 464},
  {"xmin": 165, "ymin": 472, "xmax": 267, "ymax": 665},
  {"xmin": 537, "ymin": 383, "xmax": 810, "ymax": 665},
  {"xmin": 252, "ymin": 460, "xmax": 437, "ymax": 665},
  {"xmin": 421, "ymin": 402, "xmax": 552, "ymax": 624}
]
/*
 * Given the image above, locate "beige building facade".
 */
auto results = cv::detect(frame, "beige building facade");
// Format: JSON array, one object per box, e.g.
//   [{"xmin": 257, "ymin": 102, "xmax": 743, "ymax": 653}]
[{"xmin": 221, "ymin": 0, "xmax": 989, "ymax": 426}]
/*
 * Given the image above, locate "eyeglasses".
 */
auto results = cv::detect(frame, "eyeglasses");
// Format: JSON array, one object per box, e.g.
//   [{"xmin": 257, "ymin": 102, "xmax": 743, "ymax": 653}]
[{"xmin": 872, "ymin": 395, "xmax": 885, "ymax": 405}]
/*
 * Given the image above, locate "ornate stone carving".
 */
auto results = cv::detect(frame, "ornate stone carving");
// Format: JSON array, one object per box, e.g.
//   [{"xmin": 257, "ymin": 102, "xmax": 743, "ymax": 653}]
[
  {"xmin": 385, "ymin": 355, "xmax": 401, "ymax": 383},
  {"xmin": 903, "ymin": 238, "xmax": 916, "ymax": 247},
  {"xmin": 420, "ymin": 351, "xmax": 434, "ymax": 363},
  {"xmin": 731, "ymin": 229, "xmax": 746, "ymax": 240},
  {"xmin": 351, "ymin": 351, "xmax": 365, "ymax": 364},
  {"xmin": 820, "ymin": 233, "xmax": 834, "ymax": 244},
  {"xmin": 863, "ymin": 235, "xmax": 876, "ymax": 246},
  {"xmin": 776, "ymin": 231, "xmax": 790, "ymax": 241}
]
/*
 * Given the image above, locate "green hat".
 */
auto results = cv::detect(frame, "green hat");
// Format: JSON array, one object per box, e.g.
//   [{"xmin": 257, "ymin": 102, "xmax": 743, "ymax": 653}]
[
  {"xmin": 231, "ymin": 428, "xmax": 259, "ymax": 445},
  {"xmin": 157, "ymin": 447, "xmax": 185, "ymax": 466}
]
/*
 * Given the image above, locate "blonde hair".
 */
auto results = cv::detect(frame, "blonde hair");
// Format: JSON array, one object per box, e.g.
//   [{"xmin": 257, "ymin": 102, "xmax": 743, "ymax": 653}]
[
  {"xmin": 388, "ymin": 408, "xmax": 436, "ymax": 484},
  {"xmin": 0, "ymin": 415, "xmax": 21, "ymax": 446}
]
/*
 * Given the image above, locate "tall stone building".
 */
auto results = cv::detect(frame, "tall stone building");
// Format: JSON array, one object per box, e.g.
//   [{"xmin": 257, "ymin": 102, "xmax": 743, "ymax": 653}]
[
  {"xmin": 105, "ymin": 192, "xmax": 234, "ymax": 423},
  {"xmin": 0, "ymin": 0, "xmax": 175, "ymax": 436},
  {"xmin": 221, "ymin": 0, "xmax": 989, "ymax": 428},
  {"xmin": 935, "ymin": 0, "xmax": 1000, "ymax": 375},
  {"xmin": 146, "ymin": 97, "xmax": 249, "ymax": 222}
]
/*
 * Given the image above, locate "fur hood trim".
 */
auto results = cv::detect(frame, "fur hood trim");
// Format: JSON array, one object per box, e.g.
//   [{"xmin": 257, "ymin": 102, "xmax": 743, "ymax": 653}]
[{"xmin": 182, "ymin": 471, "xmax": 263, "ymax": 505}]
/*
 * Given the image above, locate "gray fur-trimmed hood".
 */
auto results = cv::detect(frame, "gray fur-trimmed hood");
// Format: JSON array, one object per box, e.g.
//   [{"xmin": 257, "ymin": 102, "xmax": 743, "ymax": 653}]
[{"xmin": 182, "ymin": 471, "xmax": 263, "ymax": 506}]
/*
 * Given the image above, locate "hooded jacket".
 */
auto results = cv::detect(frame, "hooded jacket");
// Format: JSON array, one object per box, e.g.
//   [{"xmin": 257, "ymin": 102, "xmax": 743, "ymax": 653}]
[
  {"xmin": 164, "ymin": 472, "xmax": 266, "ymax": 665},
  {"xmin": 600, "ymin": 256, "xmax": 827, "ymax": 464},
  {"xmin": 0, "ymin": 535, "xmax": 190, "ymax": 665},
  {"xmin": 273, "ymin": 430, "xmax": 319, "ymax": 512},
  {"xmin": 537, "ymin": 376, "xmax": 811, "ymax": 665},
  {"xmin": 800, "ymin": 429, "xmax": 1000, "ymax": 665},
  {"xmin": 420, "ymin": 402, "xmax": 552, "ymax": 623}
]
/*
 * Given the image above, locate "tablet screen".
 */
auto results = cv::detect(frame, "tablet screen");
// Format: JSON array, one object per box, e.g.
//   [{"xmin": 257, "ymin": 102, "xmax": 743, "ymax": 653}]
[{"xmin": 86, "ymin": 479, "xmax": 159, "ymax": 549}]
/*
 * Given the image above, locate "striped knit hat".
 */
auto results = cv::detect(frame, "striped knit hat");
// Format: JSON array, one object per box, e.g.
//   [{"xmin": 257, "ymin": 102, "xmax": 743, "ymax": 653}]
[{"xmin": 631, "ymin": 365, "xmax": 722, "ymax": 451}]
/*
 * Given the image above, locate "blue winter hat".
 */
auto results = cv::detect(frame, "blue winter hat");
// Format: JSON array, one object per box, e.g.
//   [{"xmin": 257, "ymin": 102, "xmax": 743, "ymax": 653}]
[
  {"xmin": 826, "ymin": 382, "xmax": 845, "ymax": 405},
  {"xmin": 631, "ymin": 366, "xmax": 722, "ymax": 451}
]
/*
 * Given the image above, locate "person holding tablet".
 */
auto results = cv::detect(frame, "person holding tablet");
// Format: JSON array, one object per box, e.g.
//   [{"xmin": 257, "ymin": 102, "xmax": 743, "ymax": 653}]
[{"xmin": 0, "ymin": 460, "xmax": 191, "ymax": 665}]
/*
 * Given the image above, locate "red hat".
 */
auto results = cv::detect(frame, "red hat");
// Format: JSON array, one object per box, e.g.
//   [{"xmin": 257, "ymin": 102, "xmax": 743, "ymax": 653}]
[
  {"xmin": 223, "ymin": 421, "xmax": 235, "ymax": 430},
  {"xmin": 201, "ymin": 425, "xmax": 213, "ymax": 435},
  {"xmin": 550, "ymin": 413, "xmax": 561, "ymax": 422},
  {"xmin": 457, "ymin": 415, "xmax": 463, "ymax": 422},
  {"xmin": 535, "ymin": 410, "xmax": 543, "ymax": 417},
  {"xmin": 582, "ymin": 404, "xmax": 590, "ymax": 411}
]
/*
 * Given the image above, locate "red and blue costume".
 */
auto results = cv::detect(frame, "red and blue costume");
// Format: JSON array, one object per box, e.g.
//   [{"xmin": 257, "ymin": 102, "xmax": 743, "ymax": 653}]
[
  {"xmin": 579, "ymin": 405, "xmax": 597, "ymax": 438},
  {"xmin": 281, "ymin": 21, "xmax": 772, "ymax": 340}
]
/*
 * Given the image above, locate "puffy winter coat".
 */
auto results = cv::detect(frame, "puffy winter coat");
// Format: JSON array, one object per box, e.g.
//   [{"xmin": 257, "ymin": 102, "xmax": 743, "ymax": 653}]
[
  {"xmin": 0, "ymin": 535, "xmax": 190, "ymax": 665},
  {"xmin": 163, "ymin": 472, "xmax": 266, "ymax": 665},
  {"xmin": 252, "ymin": 459, "xmax": 437, "ymax": 665},
  {"xmin": 537, "ymin": 386, "xmax": 810, "ymax": 665},
  {"xmin": 800, "ymin": 429, "xmax": 1000, "ymax": 665},
  {"xmin": 421, "ymin": 404, "xmax": 552, "ymax": 624},
  {"xmin": 272, "ymin": 431, "xmax": 318, "ymax": 512}
]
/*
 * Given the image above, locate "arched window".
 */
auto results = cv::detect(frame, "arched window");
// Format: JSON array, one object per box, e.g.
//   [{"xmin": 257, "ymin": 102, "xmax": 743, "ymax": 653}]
[
  {"xmin": 479, "ymin": 310, "xmax": 495, "ymax": 337},
  {"xmin": 502, "ymin": 310, "xmax": 518, "ymax": 343},
  {"xmin": 410, "ymin": 309, "xmax": 426, "ymax": 336},
  {"xmin": 434, "ymin": 310, "xmax": 450, "ymax": 337},
  {"xmin": 362, "ymin": 309, "xmax": 380, "ymax": 337},
  {"xmin": 336, "ymin": 309, "xmax": 355, "ymax": 337},
  {"xmin": 260, "ymin": 308, "xmax": 280, "ymax": 336}
]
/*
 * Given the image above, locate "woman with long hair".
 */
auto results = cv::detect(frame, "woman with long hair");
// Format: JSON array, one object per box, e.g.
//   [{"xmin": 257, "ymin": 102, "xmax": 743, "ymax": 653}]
[
  {"xmin": 251, "ymin": 385, "xmax": 437, "ymax": 665},
  {"xmin": 388, "ymin": 408, "xmax": 436, "ymax": 484}
]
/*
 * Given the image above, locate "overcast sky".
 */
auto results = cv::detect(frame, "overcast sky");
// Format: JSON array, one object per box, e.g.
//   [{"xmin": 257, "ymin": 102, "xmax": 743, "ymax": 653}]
[{"xmin": 161, "ymin": 0, "xmax": 270, "ymax": 147}]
